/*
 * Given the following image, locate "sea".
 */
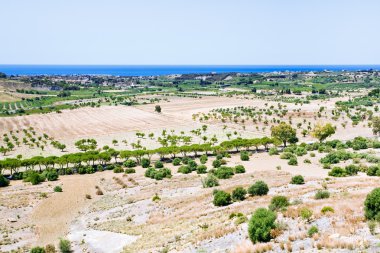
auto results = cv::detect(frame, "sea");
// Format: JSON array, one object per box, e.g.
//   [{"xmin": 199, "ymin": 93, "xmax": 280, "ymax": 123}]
[{"xmin": 0, "ymin": 65, "xmax": 379, "ymax": 76}]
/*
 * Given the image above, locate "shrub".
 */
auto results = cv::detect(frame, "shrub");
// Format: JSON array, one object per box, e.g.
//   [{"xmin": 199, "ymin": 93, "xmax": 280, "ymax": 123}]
[
  {"xmin": 124, "ymin": 159, "xmax": 137, "ymax": 168},
  {"xmin": 364, "ymin": 188, "xmax": 380, "ymax": 221},
  {"xmin": 300, "ymin": 207, "xmax": 313, "ymax": 221},
  {"xmin": 24, "ymin": 172, "xmax": 45, "ymax": 185},
  {"xmin": 59, "ymin": 239, "xmax": 71, "ymax": 253},
  {"xmin": 232, "ymin": 187, "xmax": 247, "ymax": 201},
  {"xmin": 288, "ymin": 157, "xmax": 298, "ymax": 166},
  {"xmin": 141, "ymin": 158, "xmax": 151, "ymax": 168},
  {"xmin": 30, "ymin": 247, "xmax": 46, "ymax": 253},
  {"xmin": 182, "ymin": 156, "xmax": 190, "ymax": 164},
  {"xmin": 124, "ymin": 168, "xmax": 136, "ymax": 174},
  {"xmin": 154, "ymin": 160, "xmax": 164, "ymax": 168},
  {"xmin": 44, "ymin": 170, "xmax": 59, "ymax": 181},
  {"xmin": 290, "ymin": 175, "xmax": 304, "ymax": 185},
  {"xmin": 172, "ymin": 157, "xmax": 181, "ymax": 166},
  {"xmin": 240, "ymin": 151, "xmax": 250, "ymax": 161},
  {"xmin": 200, "ymin": 154, "xmax": 208, "ymax": 164},
  {"xmin": 269, "ymin": 147, "xmax": 279, "ymax": 155},
  {"xmin": 315, "ymin": 190, "xmax": 330, "ymax": 199},
  {"xmin": 178, "ymin": 165, "xmax": 192, "ymax": 174},
  {"xmin": 213, "ymin": 190, "xmax": 232, "ymax": 206},
  {"xmin": 201, "ymin": 174, "xmax": 219, "ymax": 188},
  {"xmin": 345, "ymin": 164, "xmax": 359, "ymax": 176},
  {"xmin": 280, "ymin": 152, "xmax": 295, "ymax": 160},
  {"xmin": 188, "ymin": 160, "xmax": 198, "ymax": 171},
  {"xmin": 307, "ymin": 225, "xmax": 319, "ymax": 237},
  {"xmin": 248, "ymin": 208, "xmax": 277, "ymax": 243},
  {"xmin": 269, "ymin": 196, "xmax": 289, "ymax": 211},
  {"xmin": 303, "ymin": 159, "xmax": 311, "ymax": 164},
  {"xmin": 0, "ymin": 175, "xmax": 10, "ymax": 187},
  {"xmin": 367, "ymin": 165, "xmax": 380, "ymax": 176},
  {"xmin": 234, "ymin": 165, "xmax": 246, "ymax": 174},
  {"xmin": 196, "ymin": 165, "xmax": 207, "ymax": 174},
  {"xmin": 54, "ymin": 186, "xmax": 63, "ymax": 192},
  {"xmin": 328, "ymin": 167, "xmax": 346, "ymax": 177},
  {"xmin": 248, "ymin": 181, "xmax": 269, "ymax": 196},
  {"xmin": 212, "ymin": 159, "xmax": 222, "ymax": 168},
  {"xmin": 45, "ymin": 244, "xmax": 56, "ymax": 253},
  {"xmin": 213, "ymin": 166, "xmax": 234, "ymax": 179},
  {"xmin": 152, "ymin": 193, "xmax": 161, "ymax": 202},
  {"xmin": 145, "ymin": 167, "xmax": 171, "ymax": 180},
  {"xmin": 113, "ymin": 166, "xmax": 124, "ymax": 173},
  {"xmin": 321, "ymin": 206, "xmax": 334, "ymax": 214},
  {"xmin": 86, "ymin": 166, "xmax": 95, "ymax": 174}
]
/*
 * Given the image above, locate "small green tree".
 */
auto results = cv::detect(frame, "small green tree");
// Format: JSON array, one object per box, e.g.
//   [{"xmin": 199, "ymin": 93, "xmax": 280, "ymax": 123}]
[
  {"xmin": 271, "ymin": 123, "xmax": 297, "ymax": 147},
  {"xmin": 365, "ymin": 188, "xmax": 380, "ymax": 221},
  {"xmin": 59, "ymin": 238, "xmax": 72, "ymax": 253},
  {"xmin": 290, "ymin": 175, "xmax": 304, "ymax": 185},
  {"xmin": 248, "ymin": 208, "xmax": 277, "ymax": 243},
  {"xmin": 213, "ymin": 190, "xmax": 232, "ymax": 206},
  {"xmin": 232, "ymin": 187, "xmax": 247, "ymax": 201},
  {"xmin": 248, "ymin": 181, "xmax": 269, "ymax": 196},
  {"xmin": 311, "ymin": 123, "xmax": 336, "ymax": 142}
]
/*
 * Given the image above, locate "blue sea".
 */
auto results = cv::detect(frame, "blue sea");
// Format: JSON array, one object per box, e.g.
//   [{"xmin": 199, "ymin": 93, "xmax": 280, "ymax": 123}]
[{"xmin": 0, "ymin": 65, "xmax": 379, "ymax": 76}]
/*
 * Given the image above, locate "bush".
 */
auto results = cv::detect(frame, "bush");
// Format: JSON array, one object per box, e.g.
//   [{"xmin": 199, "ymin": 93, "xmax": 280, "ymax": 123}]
[
  {"xmin": 300, "ymin": 207, "xmax": 313, "ymax": 221},
  {"xmin": 307, "ymin": 225, "xmax": 319, "ymax": 237},
  {"xmin": 240, "ymin": 151, "xmax": 250, "ymax": 161},
  {"xmin": 178, "ymin": 165, "xmax": 192, "ymax": 174},
  {"xmin": 145, "ymin": 167, "xmax": 171, "ymax": 180},
  {"xmin": 367, "ymin": 165, "xmax": 380, "ymax": 176},
  {"xmin": 182, "ymin": 156, "xmax": 190, "ymax": 164},
  {"xmin": 288, "ymin": 157, "xmax": 298, "ymax": 166},
  {"xmin": 248, "ymin": 208, "xmax": 277, "ymax": 243},
  {"xmin": 85, "ymin": 166, "xmax": 95, "ymax": 174},
  {"xmin": 248, "ymin": 181, "xmax": 269, "ymax": 196},
  {"xmin": 234, "ymin": 165, "xmax": 246, "ymax": 174},
  {"xmin": 24, "ymin": 172, "xmax": 45, "ymax": 185},
  {"xmin": 54, "ymin": 186, "xmax": 63, "ymax": 192},
  {"xmin": 345, "ymin": 164, "xmax": 359, "ymax": 176},
  {"xmin": 124, "ymin": 159, "xmax": 137, "ymax": 168},
  {"xmin": 59, "ymin": 239, "xmax": 71, "ymax": 253},
  {"xmin": 290, "ymin": 175, "xmax": 304, "ymax": 185},
  {"xmin": 45, "ymin": 244, "xmax": 56, "ymax": 253},
  {"xmin": 280, "ymin": 152, "xmax": 295, "ymax": 160},
  {"xmin": 188, "ymin": 160, "xmax": 198, "ymax": 171},
  {"xmin": 196, "ymin": 165, "xmax": 207, "ymax": 174},
  {"xmin": 365, "ymin": 188, "xmax": 380, "ymax": 221},
  {"xmin": 154, "ymin": 160, "xmax": 164, "ymax": 168},
  {"xmin": 200, "ymin": 154, "xmax": 208, "ymax": 164},
  {"xmin": 212, "ymin": 159, "xmax": 222, "ymax": 168},
  {"xmin": 328, "ymin": 167, "xmax": 346, "ymax": 177},
  {"xmin": 172, "ymin": 157, "xmax": 181, "ymax": 166},
  {"xmin": 213, "ymin": 190, "xmax": 232, "ymax": 206},
  {"xmin": 113, "ymin": 166, "xmax": 124, "ymax": 173},
  {"xmin": 315, "ymin": 190, "xmax": 330, "ymax": 199},
  {"xmin": 30, "ymin": 247, "xmax": 46, "ymax": 253},
  {"xmin": 44, "ymin": 170, "xmax": 59, "ymax": 181},
  {"xmin": 269, "ymin": 196, "xmax": 289, "ymax": 211},
  {"xmin": 321, "ymin": 206, "xmax": 334, "ymax": 214},
  {"xmin": 213, "ymin": 166, "xmax": 234, "ymax": 179},
  {"xmin": 232, "ymin": 187, "xmax": 247, "ymax": 201},
  {"xmin": 201, "ymin": 174, "xmax": 219, "ymax": 188},
  {"xmin": 141, "ymin": 158, "xmax": 150, "ymax": 168},
  {"xmin": 152, "ymin": 193, "xmax": 160, "ymax": 202},
  {"xmin": 124, "ymin": 168, "xmax": 136, "ymax": 174},
  {"xmin": 269, "ymin": 147, "xmax": 279, "ymax": 155},
  {"xmin": 0, "ymin": 174, "xmax": 10, "ymax": 187}
]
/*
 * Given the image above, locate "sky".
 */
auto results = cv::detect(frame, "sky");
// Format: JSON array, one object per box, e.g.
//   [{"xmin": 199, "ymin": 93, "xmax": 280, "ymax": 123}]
[{"xmin": 1, "ymin": 0, "xmax": 379, "ymax": 65}]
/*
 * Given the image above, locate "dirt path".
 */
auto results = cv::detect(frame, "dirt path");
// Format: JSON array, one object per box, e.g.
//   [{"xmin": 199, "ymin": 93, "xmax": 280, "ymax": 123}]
[{"xmin": 30, "ymin": 172, "xmax": 111, "ymax": 245}]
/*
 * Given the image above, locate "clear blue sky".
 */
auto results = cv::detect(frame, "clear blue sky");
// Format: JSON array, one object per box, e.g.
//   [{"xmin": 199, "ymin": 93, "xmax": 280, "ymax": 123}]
[{"xmin": 1, "ymin": 0, "xmax": 379, "ymax": 65}]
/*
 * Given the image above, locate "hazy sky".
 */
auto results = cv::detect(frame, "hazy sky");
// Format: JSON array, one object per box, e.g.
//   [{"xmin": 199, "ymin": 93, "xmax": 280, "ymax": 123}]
[{"xmin": 1, "ymin": 0, "xmax": 379, "ymax": 65}]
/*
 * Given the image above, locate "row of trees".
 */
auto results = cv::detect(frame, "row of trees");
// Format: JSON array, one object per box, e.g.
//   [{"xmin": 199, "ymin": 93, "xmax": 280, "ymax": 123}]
[{"xmin": 0, "ymin": 136, "xmax": 281, "ymax": 176}]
